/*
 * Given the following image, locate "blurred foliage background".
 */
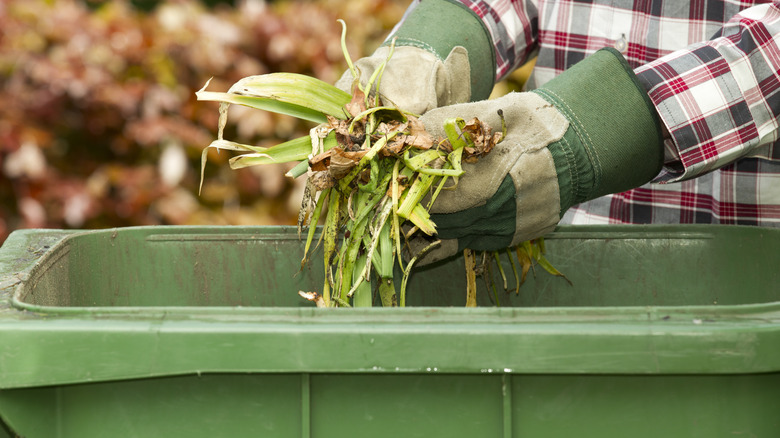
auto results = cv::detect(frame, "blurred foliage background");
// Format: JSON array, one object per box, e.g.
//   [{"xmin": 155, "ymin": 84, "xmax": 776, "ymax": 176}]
[{"xmin": 0, "ymin": 0, "xmax": 527, "ymax": 244}]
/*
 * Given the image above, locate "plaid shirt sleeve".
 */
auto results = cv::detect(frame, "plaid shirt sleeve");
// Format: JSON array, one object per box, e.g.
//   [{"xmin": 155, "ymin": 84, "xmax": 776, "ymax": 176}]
[
  {"xmin": 445, "ymin": 0, "xmax": 780, "ymax": 183},
  {"xmin": 634, "ymin": 1, "xmax": 780, "ymax": 183},
  {"xmin": 449, "ymin": 0, "xmax": 540, "ymax": 80}
]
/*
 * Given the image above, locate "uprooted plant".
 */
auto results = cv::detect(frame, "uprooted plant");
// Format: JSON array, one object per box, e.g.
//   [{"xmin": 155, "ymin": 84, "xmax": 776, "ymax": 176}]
[{"xmin": 197, "ymin": 20, "xmax": 568, "ymax": 307}]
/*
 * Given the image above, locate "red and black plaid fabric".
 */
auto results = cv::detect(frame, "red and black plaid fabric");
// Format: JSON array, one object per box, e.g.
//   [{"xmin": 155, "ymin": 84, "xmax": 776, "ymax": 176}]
[{"xmin": 398, "ymin": 0, "xmax": 780, "ymax": 226}]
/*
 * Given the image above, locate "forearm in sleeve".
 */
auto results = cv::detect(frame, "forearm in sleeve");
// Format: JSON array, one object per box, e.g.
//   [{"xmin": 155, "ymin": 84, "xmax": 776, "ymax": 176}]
[{"xmin": 635, "ymin": 0, "xmax": 780, "ymax": 183}]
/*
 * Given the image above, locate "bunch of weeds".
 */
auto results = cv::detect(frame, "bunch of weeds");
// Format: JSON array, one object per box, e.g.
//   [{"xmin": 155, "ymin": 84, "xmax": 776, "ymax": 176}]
[
  {"xmin": 197, "ymin": 20, "xmax": 568, "ymax": 307},
  {"xmin": 465, "ymin": 240, "xmax": 572, "ymax": 307}
]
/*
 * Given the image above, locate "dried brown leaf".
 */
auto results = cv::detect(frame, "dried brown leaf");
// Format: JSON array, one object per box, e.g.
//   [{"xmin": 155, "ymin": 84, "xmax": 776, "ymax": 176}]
[
  {"xmin": 376, "ymin": 120, "xmax": 407, "ymax": 135},
  {"xmin": 308, "ymin": 170, "xmax": 336, "ymax": 191},
  {"xmin": 345, "ymin": 87, "xmax": 368, "ymax": 117},
  {"xmin": 382, "ymin": 137, "xmax": 407, "ymax": 156},
  {"xmin": 406, "ymin": 133, "xmax": 436, "ymax": 150},
  {"xmin": 460, "ymin": 117, "xmax": 502, "ymax": 161},
  {"xmin": 308, "ymin": 147, "xmax": 366, "ymax": 178},
  {"xmin": 329, "ymin": 148, "xmax": 364, "ymax": 179},
  {"xmin": 309, "ymin": 149, "xmax": 333, "ymax": 172},
  {"xmin": 406, "ymin": 116, "xmax": 427, "ymax": 136}
]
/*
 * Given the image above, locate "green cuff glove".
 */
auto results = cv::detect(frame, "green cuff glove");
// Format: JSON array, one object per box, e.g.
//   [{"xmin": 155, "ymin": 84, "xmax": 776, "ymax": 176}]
[
  {"xmin": 335, "ymin": 0, "xmax": 496, "ymax": 113},
  {"xmin": 387, "ymin": 0, "xmax": 496, "ymax": 101},
  {"xmin": 413, "ymin": 48, "xmax": 664, "ymax": 264}
]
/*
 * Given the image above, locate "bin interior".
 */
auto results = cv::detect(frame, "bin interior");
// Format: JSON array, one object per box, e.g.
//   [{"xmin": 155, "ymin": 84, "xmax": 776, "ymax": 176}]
[{"xmin": 14, "ymin": 225, "xmax": 779, "ymax": 309}]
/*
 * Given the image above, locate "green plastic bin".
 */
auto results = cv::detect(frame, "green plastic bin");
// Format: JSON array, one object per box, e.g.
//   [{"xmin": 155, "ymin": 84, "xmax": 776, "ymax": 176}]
[{"xmin": 0, "ymin": 225, "xmax": 778, "ymax": 437}]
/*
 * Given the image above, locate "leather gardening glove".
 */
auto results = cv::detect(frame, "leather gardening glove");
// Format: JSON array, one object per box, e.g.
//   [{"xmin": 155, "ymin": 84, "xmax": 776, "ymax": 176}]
[
  {"xmin": 335, "ymin": 0, "xmax": 496, "ymax": 114},
  {"xmin": 412, "ymin": 48, "xmax": 664, "ymax": 265}
]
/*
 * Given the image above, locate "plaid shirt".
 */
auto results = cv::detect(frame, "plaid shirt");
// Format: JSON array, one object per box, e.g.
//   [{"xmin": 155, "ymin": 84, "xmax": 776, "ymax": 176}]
[{"xmin": 404, "ymin": 0, "xmax": 780, "ymax": 226}]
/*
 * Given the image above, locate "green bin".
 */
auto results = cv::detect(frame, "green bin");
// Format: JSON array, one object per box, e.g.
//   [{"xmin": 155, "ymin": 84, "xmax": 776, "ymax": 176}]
[{"xmin": 0, "ymin": 225, "xmax": 778, "ymax": 437}]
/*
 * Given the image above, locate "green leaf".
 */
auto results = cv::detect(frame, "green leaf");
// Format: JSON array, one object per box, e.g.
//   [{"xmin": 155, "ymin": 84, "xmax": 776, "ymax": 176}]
[
  {"xmin": 197, "ymin": 91, "xmax": 328, "ymax": 124},
  {"xmin": 378, "ymin": 220, "xmax": 394, "ymax": 280},
  {"xmin": 199, "ymin": 139, "xmax": 265, "ymax": 194},
  {"xmin": 286, "ymin": 160, "xmax": 309, "ymax": 179},
  {"xmin": 197, "ymin": 73, "xmax": 352, "ymax": 123},
  {"xmin": 535, "ymin": 254, "xmax": 573, "ymax": 286},
  {"xmin": 402, "ymin": 149, "xmax": 443, "ymax": 171},
  {"xmin": 227, "ymin": 131, "xmax": 338, "ymax": 169},
  {"xmin": 351, "ymin": 254, "xmax": 373, "ymax": 307},
  {"xmin": 397, "ymin": 173, "xmax": 436, "ymax": 220},
  {"xmin": 228, "ymin": 136, "xmax": 309, "ymax": 169},
  {"xmin": 322, "ymin": 192, "xmax": 342, "ymax": 306},
  {"xmin": 406, "ymin": 203, "xmax": 437, "ymax": 236},
  {"xmin": 442, "ymin": 117, "xmax": 469, "ymax": 150}
]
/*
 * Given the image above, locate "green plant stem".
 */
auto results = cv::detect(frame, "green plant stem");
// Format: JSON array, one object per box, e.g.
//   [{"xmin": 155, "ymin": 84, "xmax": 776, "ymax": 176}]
[
  {"xmin": 397, "ymin": 173, "xmax": 436, "ymax": 219},
  {"xmin": 352, "ymin": 254, "xmax": 373, "ymax": 307},
  {"xmin": 506, "ymin": 248, "xmax": 520, "ymax": 295},
  {"xmin": 400, "ymin": 240, "xmax": 440, "ymax": 307},
  {"xmin": 492, "ymin": 251, "xmax": 508, "ymax": 291},
  {"xmin": 338, "ymin": 216, "xmax": 369, "ymax": 303},
  {"xmin": 322, "ymin": 191, "xmax": 341, "ymax": 306},
  {"xmin": 338, "ymin": 131, "xmax": 399, "ymax": 190},
  {"xmin": 301, "ymin": 188, "xmax": 329, "ymax": 269},
  {"xmin": 378, "ymin": 278, "xmax": 396, "ymax": 307}
]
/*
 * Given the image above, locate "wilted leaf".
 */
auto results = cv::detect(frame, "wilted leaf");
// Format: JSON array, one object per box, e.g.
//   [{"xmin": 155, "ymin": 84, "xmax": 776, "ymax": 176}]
[
  {"xmin": 328, "ymin": 115, "xmax": 365, "ymax": 150},
  {"xmin": 298, "ymin": 291, "xmax": 326, "ymax": 308},
  {"xmin": 464, "ymin": 249, "xmax": 478, "ymax": 307},
  {"xmin": 308, "ymin": 170, "xmax": 336, "ymax": 191},
  {"xmin": 329, "ymin": 148, "xmax": 365, "ymax": 179},
  {"xmin": 345, "ymin": 85, "xmax": 368, "ymax": 117},
  {"xmin": 460, "ymin": 117, "xmax": 502, "ymax": 161}
]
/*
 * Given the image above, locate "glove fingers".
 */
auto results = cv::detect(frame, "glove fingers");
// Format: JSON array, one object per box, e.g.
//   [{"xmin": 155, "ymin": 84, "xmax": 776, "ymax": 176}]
[{"xmin": 335, "ymin": 46, "xmax": 471, "ymax": 115}]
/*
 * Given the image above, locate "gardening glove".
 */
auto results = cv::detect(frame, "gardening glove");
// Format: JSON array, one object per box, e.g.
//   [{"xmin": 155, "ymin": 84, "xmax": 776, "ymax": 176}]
[
  {"xmin": 335, "ymin": 45, "xmax": 471, "ymax": 115},
  {"xmin": 411, "ymin": 48, "xmax": 664, "ymax": 265},
  {"xmin": 335, "ymin": 0, "xmax": 496, "ymax": 114}
]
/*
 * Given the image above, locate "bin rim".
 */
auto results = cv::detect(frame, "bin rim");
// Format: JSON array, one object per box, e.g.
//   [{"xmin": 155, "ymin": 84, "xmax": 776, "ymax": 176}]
[
  {"xmin": 2, "ymin": 225, "xmax": 780, "ymax": 386},
  {"xmin": 6, "ymin": 224, "xmax": 780, "ymax": 322}
]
